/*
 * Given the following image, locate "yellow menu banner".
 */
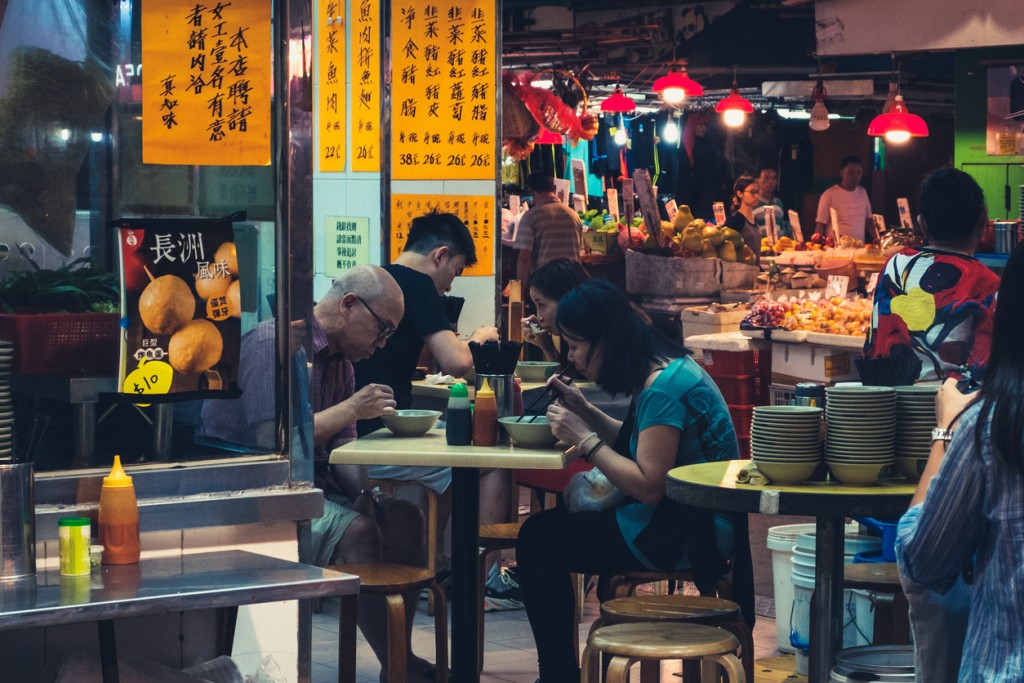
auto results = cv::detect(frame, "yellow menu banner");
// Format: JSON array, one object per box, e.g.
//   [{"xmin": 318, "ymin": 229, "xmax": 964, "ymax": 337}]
[
  {"xmin": 351, "ymin": 0, "xmax": 381, "ymax": 171},
  {"xmin": 142, "ymin": 0, "xmax": 271, "ymax": 166},
  {"xmin": 318, "ymin": 2, "xmax": 346, "ymax": 172},
  {"xmin": 391, "ymin": 1, "xmax": 496, "ymax": 180},
  {"xmin": 391, "ymin": 195, "xmax": 494, "ymax": 276}
]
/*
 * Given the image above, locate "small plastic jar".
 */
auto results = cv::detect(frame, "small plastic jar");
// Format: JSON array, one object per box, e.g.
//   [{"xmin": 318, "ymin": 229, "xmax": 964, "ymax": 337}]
[{"xmin": 58, "ymin": 517, "xmax": 92, "ymax": 576}]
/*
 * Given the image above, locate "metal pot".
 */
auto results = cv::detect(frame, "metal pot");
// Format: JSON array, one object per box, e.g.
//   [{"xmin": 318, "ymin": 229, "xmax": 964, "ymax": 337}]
[{"xmin": 830, "ymin": 645, "xmax": 915, "ymax": 682}]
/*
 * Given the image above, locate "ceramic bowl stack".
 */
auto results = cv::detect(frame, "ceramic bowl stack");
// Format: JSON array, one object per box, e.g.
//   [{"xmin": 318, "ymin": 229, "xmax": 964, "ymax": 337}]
[
  {"xmin": 749, "ymin": 406, "xmax": 824, "ymax": 484},
  {"xmin": 894, "ymin": 385, "xmax": 939, "ymax": 482},
  {"xmin": 824, "ymin": 386, "xmax": 896, "ymax": 485},
  {"xmin": 0, "ymin": 340, "xmax": 12, "ymax": 461}
]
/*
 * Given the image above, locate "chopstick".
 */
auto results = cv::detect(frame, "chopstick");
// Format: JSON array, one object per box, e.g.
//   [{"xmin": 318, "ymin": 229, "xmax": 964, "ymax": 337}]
[{"xmin": 517, "ymin": 364, "xmax": 575, "ymax": 422}]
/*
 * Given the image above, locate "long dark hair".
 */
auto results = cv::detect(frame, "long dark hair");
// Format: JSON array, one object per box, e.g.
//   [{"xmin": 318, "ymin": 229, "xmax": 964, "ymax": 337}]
[
  {"xmin": 556, "ymin": 279, "xmax": 689, "ymax": 395},
  {"xmin": 730, "ymin": 174, "xmax": 757, "ymax": 213},
  {"xmin": 529, "ymin": 258, "xmax": 591, "ymax": 301},
  {"xmin": 974, "ymin": 241, "xmax": 1024, "ymax": 473}
]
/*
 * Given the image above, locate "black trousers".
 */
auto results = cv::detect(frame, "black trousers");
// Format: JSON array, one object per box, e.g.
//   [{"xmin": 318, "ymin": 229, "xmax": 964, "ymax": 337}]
[{"xmin": 516, "ymin": 505, "xmax": 648, "ymax": 683}]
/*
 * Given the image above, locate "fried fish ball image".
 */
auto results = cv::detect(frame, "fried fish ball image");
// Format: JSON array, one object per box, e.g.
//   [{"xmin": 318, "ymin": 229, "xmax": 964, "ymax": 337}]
[
  {"xmin": 168, "ymin": 319, "xmax": 223, "ymax": 374},
  {"xmin": 214, "ymin": 242, "xmax": 238, "ymax": 276},
  {"xmin": 226, "ymin": 279, "xmax": 241, "ymax": 318},
  {"xmin": 195, "ymin": 271, "xmax": 232, "ymax": 300},
  {"xmin": 139, "ymin": 275, "xmax": 195, "ymax": 335}
]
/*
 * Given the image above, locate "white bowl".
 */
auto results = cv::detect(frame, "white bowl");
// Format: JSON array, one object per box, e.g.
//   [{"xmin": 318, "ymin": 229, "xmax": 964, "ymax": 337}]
[
  {"xmin": 499, "ymin": 416, "xmax": 557, "ymax": 448},
  {"xmin": 381, "ymin": 410, "xmax": 442, "ymax": 437},
  {"xmin": 753, "ymin": 459, "xmax": 820, "ymax": 484},
  {"xmin": 826, "ymin": 461, "xmax": 889, "ymax": 486},
  {"xmin": 516, "ymin": 361, "xmax": 560, "ymax": 383}
]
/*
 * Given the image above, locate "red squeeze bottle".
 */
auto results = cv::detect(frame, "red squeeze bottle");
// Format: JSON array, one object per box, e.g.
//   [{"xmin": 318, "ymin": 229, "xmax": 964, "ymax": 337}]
[
  {"xmin": 472, "ymin": 379, "xmax": 499, "ymax": 446},
  {"xmin": 98, "ymin": 455, "xmax": 141, "ymax": 565}
]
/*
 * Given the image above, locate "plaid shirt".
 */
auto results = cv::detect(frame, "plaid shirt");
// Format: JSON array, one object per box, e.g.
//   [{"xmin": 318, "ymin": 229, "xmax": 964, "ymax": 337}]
[{"xmin": 310, "ymin": 315, "xmax": 357, "ymax": 464}]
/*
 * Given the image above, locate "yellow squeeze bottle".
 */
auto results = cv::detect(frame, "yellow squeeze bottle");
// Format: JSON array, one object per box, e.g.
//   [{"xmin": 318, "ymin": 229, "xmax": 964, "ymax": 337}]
[{"xmin": 98, "ymin": 456, "xmax": 141, "ymax": 565}]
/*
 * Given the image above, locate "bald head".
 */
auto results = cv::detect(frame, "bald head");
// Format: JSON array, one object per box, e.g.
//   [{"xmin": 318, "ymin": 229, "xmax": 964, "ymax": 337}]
[{"xmin": 315, "ymin": 265, "xmax": 404, "ymax": 360}]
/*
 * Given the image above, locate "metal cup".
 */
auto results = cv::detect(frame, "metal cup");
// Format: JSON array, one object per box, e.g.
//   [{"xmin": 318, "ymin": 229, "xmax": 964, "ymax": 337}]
[
  {"xmin": 794, "ymin": 382, "xmax": 826, "ymax": 409},
  {"xmin": 0, "ymin": 462, "xmax": 36, "ymax": 581}
]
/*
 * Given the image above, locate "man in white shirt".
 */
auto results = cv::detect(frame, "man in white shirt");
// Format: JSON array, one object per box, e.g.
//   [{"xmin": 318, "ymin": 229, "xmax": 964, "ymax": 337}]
[{"xmin": 814, "ymin": 156, "xmax": 874, "ymax": 243}]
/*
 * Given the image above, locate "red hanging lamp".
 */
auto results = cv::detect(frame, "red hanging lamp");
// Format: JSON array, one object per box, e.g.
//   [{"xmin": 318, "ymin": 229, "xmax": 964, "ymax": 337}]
[
  {"xmin": 653, "ymin": 64, "xmax": 703, "ymax": 105},
  {"xmin": 534, "ymin": 127, "xmax": 564, "ymax": 145},
  {"xmin": 715, "ymin": 66, "xmax": 753, "ymax": 128},
  {"xmin": 868, "ymin": 94, "xmax": 929, "ymax": 143},
  {"xmin": 600, "ymin": 86, "xmax": 636, "ymax": 113}
]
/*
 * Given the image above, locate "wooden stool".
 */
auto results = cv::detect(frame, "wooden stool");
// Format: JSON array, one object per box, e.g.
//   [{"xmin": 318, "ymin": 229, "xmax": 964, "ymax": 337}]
[
  {"xmin": 843, "ymin": 562, "xmax": 910, "ymax": 645},
  {"xmin": 608, "ymin": 570, "xmax": 733, "ymax": 600},
  {"xmin": 586, "ymin": 595, "xmax": 753, "ymax": 683},
  {"xmin": 328, "ymin": 563, "xmax": 448, "ymax": 683},
  {"xmin": 582, "ymin": 622, "xmax": 745, "ymax": 683}
]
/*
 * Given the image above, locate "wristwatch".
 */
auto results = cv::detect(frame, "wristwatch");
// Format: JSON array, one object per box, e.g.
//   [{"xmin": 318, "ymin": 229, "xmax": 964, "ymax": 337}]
[{"xmin": 931, "ymin": 427, "xmax": 955, "ymax": 444}]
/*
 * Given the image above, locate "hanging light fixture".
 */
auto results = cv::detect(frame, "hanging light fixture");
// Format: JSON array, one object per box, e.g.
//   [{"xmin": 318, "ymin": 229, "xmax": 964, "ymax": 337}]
[
  {"xmin": 868, "ymin": 55, "xmax": 928, "ymax": 144},
  {"xmin": 715, "ymin": 66, "xmax": 753, "ymax": 128},
  {"xmin": 534, "ymin": 128, "xmax": 563, "ymax": 145},
  {"xmin": 600, "ymin": 86, "xmax": 636, "ymax": 113},
  {"xmin": 808, "ymin": 78, "xmax": 830, "ymax": 132},
  {"xmin": 653, "ymin": 62, "xmax": 703, "ymax": 105}
]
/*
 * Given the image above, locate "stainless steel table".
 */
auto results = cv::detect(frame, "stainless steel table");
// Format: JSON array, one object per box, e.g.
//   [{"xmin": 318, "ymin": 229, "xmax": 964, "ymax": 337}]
[
  {"xmin": 666, "ymin": 461, "xmax": 914, "ymax": 683},
  {"xmin": 0, "ymin": 550, "xmax": 360, "ymax": 683},
  {"xmin": 331, "ymin": 429, "xmax": 571, "ymax": 683}
]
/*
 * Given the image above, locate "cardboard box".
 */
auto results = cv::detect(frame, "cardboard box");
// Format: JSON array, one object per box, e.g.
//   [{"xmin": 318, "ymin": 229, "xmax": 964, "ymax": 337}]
[
  {"xmin": 583, "ymin": 231, "xmax": 616, "ymax": 255},
  {"xmin": 771, "ymin": 342, "xmax": 860, "ymax": 385}
]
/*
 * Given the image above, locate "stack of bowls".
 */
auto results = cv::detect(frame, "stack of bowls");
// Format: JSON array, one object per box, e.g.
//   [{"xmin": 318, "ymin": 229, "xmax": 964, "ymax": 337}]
[
  {"xmin": 0, "ymin": 340, "xmax": 11, "ymax": 461},
  {"xmin": 894, "ymin": 385, "xmax": 938, "ymax": 482},
  {"xmin": 750, "ymin": 406, "xmax": 823, "ymax": 484},
  {"xmin": 825, "ymin": 386, "xmax": 896, "ymax": 485}
]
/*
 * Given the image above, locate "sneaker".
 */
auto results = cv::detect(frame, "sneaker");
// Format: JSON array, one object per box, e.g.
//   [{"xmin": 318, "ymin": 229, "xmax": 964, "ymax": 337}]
[{"xmin": 484, "ymin": 567, "xmax": 524, "ymax": 612}]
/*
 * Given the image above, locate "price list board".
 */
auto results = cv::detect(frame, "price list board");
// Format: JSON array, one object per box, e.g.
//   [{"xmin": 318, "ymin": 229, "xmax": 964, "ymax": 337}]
[
  {"xmin": 390, "ymin": 1, "xmax": 496, "ymax": 180},
  {"xmin": 142, "ymin": 0, "xmax": 271, "ymax": 166},
  {"xmin": 391, "ymin": 195, "xmax": 494, "ymax": 276},
  {"xmin": 318, "ymin": 2, "xmax": 346, "ymax": 171},
  {"xmin": 351, "ymin": 0, "xmax": 381, "ymax": 171}
]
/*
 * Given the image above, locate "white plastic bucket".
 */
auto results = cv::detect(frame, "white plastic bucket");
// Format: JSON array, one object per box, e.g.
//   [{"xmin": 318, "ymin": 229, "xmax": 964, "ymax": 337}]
[{"xmin": 767, "ymin": 523, "xmax": 878, "ymax": 653}]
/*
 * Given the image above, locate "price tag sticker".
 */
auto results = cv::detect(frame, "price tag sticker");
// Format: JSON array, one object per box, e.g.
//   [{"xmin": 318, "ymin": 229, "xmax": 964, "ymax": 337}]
[
  {"xmin": 712, "ymin": 202, "xmax": 727, "ymax": 226},
  {"xmin": 572, "ymin": 195, "xmax": 586, "ymax": 213},
  {"xmin": 606, "ymin": 189, "xmax": 620, "ymax": 221},
  {"xmin": 829, "ymin": 207, "xmax": 841, "ymax": 242},
  {"xmin": 897, "ymin": 198, "xmax": 913, "ymax": 230},
  {"xmin": 123, "ymin": 359, "xmax": 174, "ymax": 406},
  {"xmin": 866, "ymin": 272, "xmax": 880, "ymax": 294},
  {"xmin": 665, "ymin": 199, "xmax": 679, "ymax": 221},
  {"xmin": 826, "ymin": 274, "xmax": 850, "ymax": 299}
]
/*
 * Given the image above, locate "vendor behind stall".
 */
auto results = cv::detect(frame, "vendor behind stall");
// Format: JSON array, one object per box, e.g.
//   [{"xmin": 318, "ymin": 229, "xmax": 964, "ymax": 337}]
[{"xmin": 724, "ymin": 175, "xmax": 762, "ymax": 263}]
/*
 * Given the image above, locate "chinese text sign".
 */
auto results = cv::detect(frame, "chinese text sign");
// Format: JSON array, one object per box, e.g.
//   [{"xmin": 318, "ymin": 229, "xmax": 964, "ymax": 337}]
[
  {"xmin": 351, "ymin": 0, "xmax": 381, "ymax": 171},
  {"xmin": 319, "ymin": 2, "xmax": 346, "ymax": 171},
  {"xmin": 324, "ymin": 216, "xmax": 371, "ymax": 275},
  {"xmin": 391, "ymin": 195, "xmax": 494, "ymax": 276}
]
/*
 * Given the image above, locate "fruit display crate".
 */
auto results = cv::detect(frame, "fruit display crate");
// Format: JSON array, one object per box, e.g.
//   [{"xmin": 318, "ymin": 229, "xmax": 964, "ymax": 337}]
[
  {"xmin": 769, "ymin": 383, "xmax": 797, "ymax": 407},
  {"xmin": 728, "ymin": 404, "xmax": 755, "ymax": 440},
  {"xmin": 702, "ymin": 348, "xmax": 771, "ymax": 379},
  {"xmin": 0, "ymin": 313, "xmax": 120, "ymax": 375},
  {"xmin": 712, "ymin": 374, "xmax": 763, "ymax": 406}
]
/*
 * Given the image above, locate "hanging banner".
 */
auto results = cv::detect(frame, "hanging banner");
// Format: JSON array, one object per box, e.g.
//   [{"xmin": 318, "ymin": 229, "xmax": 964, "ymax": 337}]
[
  {"xmin": 391, "ymin": 194, "xmax": 494, "ymax": 276},
  {"xmin": 351, "ymin": 0, "xmax": 381, "ymax": 171},
  {"xmin": 319, "ymin": 3, "xmax": 346, "ymax": 171},
  {"xmin": 142, "ymin": 1, "xmax": 271, "ymax": 166},
  {"xmin": 115, "ymin": 214, "xmax": 244, "ymax": 399},
  {"xmin": 391, "ymin": 1, "xmax": 496, "ymax": 180}
]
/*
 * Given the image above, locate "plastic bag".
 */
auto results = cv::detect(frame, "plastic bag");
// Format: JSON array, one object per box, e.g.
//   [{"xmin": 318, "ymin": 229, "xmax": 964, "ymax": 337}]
[
  {"xmin": 243, "ymin": 655, "xmax": 286, "ymax": 683},
  {"xmin": 563, "ymin": 467, "xmax": 625, "ymax": 513}
]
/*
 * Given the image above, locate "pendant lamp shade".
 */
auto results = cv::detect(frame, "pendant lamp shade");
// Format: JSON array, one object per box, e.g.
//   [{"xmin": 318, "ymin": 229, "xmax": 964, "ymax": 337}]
[
  {"xmin": 653, "ymin": 68, "xmax": 704, "ymax": 105},
  {"xmin": 534, "ymin": 128, "xmax": 563, "ymax": 145},
  {"xmin": 715, "ymin": 91, "xmax": 754, "ymax": 128},
  {"xmin": 808, "ymin": 79, "xmax": 830, "ymax": 132},
  {"xmin": 600, "ymin": 87, "xmax": 636, "ymax": 113},
  {"xmin": 867, "ymin": 95, "xmax": 928, "ymax": 143}
]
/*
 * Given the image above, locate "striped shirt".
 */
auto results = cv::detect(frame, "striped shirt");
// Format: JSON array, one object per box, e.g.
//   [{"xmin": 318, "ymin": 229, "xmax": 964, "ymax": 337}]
[
  {"xmin": 310, "ymin": 314, "xmax": 357, "ymax": 463},
  {"xmin": 514, "ymin": 194, "xmax": 583, "ymax": 271},
  {"xmin": 897, "ymin": 403, "xmax": 1024, "ymax": 683}
]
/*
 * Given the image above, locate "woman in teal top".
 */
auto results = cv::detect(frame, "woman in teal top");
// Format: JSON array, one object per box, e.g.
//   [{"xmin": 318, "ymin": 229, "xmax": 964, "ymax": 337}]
[{"xmin": 516, "ymin": 279, "xmax": 741, "ymax": 683}]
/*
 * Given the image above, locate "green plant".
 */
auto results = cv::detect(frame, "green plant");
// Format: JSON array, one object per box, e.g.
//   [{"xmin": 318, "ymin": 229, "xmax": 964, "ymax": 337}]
[{"xmin": 0, "ymin": 255, "xmax": 119, "ymax": 314}]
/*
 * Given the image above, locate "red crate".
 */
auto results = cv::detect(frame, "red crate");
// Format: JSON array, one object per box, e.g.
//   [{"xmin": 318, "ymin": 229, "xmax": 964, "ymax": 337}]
[
  {"xmin": 712, "ymin": 374, "xmax": 759, "ymax": 405},
  {"xmin": 703, "ymin": 349, "xmax": 758, "ymax": 376},
  {"xmin": 728, "ymin": 404, "xmax": 755, "ymax": 439},
  {"xmin": 0, "ymin": 313, "xmax": 120, "ymax": 375}
]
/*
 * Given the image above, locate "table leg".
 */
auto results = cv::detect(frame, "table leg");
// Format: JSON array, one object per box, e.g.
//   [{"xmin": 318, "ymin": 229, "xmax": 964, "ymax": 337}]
[
  {"xmin": 152, "ymin": 404, "xmax": 173, "ymax": 462},
  {"xmin": 73, "ymin": 402, "xmax": 96, "ymax": 469},
  {"xmin": 97, "ymin": 619, "xmax": 119, "ymax": 683},
  {"xmin": 451, "ymin": 466, "xmax": 481, "ymax": 683},
  {"xmin": 810, "ymin": 516, "xmax": 845, "ymax": 683}
]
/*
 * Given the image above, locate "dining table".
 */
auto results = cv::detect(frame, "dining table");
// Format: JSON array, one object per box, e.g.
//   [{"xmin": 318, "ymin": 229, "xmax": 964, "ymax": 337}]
[
  {"xmin": 330, "ymin": 428, "xmax": 572, "ymax": 683},
  {"xmin": 665, "ymin": 460, "xmax": 914, "ymax": 683}
]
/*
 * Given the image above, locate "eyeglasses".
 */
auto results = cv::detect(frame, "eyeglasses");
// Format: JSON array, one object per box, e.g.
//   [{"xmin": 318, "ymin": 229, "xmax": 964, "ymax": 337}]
[{"xmin": 356, "ymin": 296, "xmax": 396, "ymax": 341}]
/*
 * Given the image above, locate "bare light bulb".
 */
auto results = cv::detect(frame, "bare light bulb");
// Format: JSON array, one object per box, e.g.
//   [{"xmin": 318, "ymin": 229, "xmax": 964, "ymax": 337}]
[
  {"xmin": 661, "ymin": 87, "xmax": 686, "ymax": 105},
  {"xmin": 614, "ymin": 128, "xmax": 628, "ymax": 145},
  {"xmin": 663, "ymin": 121, "xmax": 680, "ymax": 143},
  {"xmin": 884, "ymin": 129, "xmax": 912, "ymax": 144},
  {"xmin": 723, "ymin": 108, "xmax": 746, "ymax": 128},
  {"xmin": 808, "ymin": 100, "xmax": 830, "ymax": 132}
]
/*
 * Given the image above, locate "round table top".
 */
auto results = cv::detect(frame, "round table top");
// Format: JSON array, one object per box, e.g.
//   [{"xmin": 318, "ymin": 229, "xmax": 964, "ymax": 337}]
[{"xmin": 666, "ymin": 461, "xmax": 915, "ymax": 518}]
